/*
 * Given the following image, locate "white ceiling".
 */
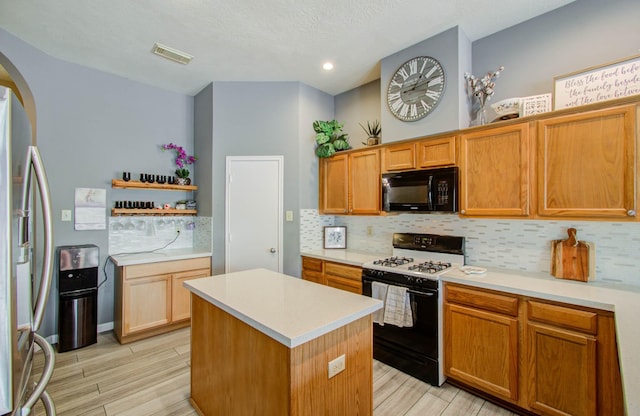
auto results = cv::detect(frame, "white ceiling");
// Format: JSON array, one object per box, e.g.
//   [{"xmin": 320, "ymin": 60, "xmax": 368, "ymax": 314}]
[{"xmin": 0, "ymin": 0, "xmax": 575, "ymax": 96}]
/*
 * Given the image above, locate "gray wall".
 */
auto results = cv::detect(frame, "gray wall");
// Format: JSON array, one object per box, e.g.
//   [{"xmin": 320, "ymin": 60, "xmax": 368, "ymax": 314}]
[
  {"xmin": 336, "ymin": 0, "xmax": 640, "ymax": 138},
  {"xmin": 0, "ymin": 28, "xmax": 194, "ymax": 338},
  {"xmin": 380, "ymin": 27, "xmax": 469, "ymax": 142},
  {"xmin": 473, "ymin": 0, "xmax": 640, "ymax": 119},
  {"xmin": 298, "ymin": 83, "xmax": 335, "ymax": 209},
  {"xmin": 209, "ymin": 82, "xmax": 304, "ymax": 277},
  {"xmin": 194, "ymin": 83, "xmax": 214, "ymax": 217},
  {"xmin": 334, "ymin": 80, "xmax": 381, "ymax": 150}
]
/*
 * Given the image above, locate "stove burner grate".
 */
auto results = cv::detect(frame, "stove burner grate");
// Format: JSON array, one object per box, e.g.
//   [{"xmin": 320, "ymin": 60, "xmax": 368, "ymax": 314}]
[
  {"xmin": 372, "ymin": 256, "xmax": 414, "ymax": 267},
  {"xmin": 407, "ymin": 261, "xmax": 452, "ymax": 274}
]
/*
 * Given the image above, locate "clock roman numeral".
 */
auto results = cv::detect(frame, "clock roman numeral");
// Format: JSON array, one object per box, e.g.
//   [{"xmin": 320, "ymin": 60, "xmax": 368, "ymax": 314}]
[
  {"xmin": 424, "ymin": 65, "xmax": 438, "ymax": 79},
  {"xmin": 388, "ymin": 91, "xmax": 401, "ymax": 101},
  {"xmin": 399, "ymin": 103, "xmax": 410, "ymax": 117},
  {"xmin": 429, "ymin": 76, "xmax": 443, "ymax": 86},
  {"xmin": 425, "ymin": 90, "xmax": 440, "ymax": 101},
  {"xmin": 410, "ymin": 104, "xmax": 418, "ymax": 117},
  {"xmin": 408, "ymin": 60, "xmax": 418, "ymax": 75},
  {"xmin": 420, "ymin": 99, "xmax": 431, "ymax": 111},
  {"xmin": 389, "ymin": 79, "xmax": 402, "ymax": 89},
  {"xmin": 390, "ymin": 98, "xmax": 403, "ymax": 112},
  {"xmin": 397, "ymin": 67, "xmax": 410, "ymax": 80}
]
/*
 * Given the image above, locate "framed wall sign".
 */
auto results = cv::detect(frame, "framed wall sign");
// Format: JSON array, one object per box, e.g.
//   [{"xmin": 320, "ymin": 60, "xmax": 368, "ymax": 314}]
[
  {"xmin": 323, "ymin": 226, "xmax": 347, "ymax": 249},
  {"xmin": 553, "ymin": 54, "xmax": 640, "ymax": 109}
]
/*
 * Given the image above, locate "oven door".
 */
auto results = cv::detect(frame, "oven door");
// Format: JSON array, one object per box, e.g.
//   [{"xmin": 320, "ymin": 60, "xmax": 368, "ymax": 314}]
[{"xmin": 362, "ymin": 276, "xmax": 440, "ymax": 385}]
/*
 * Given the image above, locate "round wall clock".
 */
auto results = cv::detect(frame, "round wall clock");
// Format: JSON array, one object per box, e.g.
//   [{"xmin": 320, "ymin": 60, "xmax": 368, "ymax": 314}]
[{"xmin": 387, "ymin": 56, "xmax": 446, "ymax": 122}]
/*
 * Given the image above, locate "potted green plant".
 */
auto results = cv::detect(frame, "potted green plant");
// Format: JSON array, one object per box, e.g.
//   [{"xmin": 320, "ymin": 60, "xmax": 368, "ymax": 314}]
[
  {"xmin": 313, "ymin": 120, "xmax": 350, "ymax": 158},
  {"xmin": 359, "ymin": 120, "xmax": 381, "ymax": 146}
]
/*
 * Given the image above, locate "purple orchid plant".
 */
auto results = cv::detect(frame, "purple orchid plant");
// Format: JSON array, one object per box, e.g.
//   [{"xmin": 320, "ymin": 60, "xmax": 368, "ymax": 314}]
[{"xmin": 162, "ymin": 143, "xmax": 196, "ymax": 178}]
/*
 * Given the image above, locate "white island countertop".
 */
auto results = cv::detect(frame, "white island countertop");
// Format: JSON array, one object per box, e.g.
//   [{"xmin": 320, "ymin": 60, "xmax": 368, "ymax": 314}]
[
  {"xmin": 441, "ymin": 267, "xmax": 640, "ymax": 416},
  {"xmin": 184, "ymin": 268, "xmax": 382, "ymax": 348},
  {"xmin": 109, "ymin": 248, "xmax": 212, "ymax": 266}
]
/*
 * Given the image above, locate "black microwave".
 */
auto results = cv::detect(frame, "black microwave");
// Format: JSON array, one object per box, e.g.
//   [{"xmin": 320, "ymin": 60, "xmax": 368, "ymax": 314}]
[{"xmin": 382, "ymin": 167, "xmax": 458, "ymax": 213}]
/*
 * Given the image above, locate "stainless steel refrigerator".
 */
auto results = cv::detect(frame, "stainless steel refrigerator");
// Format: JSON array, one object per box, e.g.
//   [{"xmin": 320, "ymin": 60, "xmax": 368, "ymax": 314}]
[{"xmin": 0, "ymin": 86, "xmax": 56, "ymax": 415}]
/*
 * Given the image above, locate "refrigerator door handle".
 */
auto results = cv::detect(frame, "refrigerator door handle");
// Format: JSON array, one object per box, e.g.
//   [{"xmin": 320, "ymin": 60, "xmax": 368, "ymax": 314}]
[
  {"xmin": 25, "ymin": 146, "xmax": 54, "ymax": 331},
  {"xmin": 22, "ymin": 333, "xmax": 56, "ymax": 414}
]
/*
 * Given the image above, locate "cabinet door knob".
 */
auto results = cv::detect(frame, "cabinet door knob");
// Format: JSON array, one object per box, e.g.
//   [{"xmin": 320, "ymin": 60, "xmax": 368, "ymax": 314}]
[
  {"xmin": 460, "ymin": 209, "xmax": 466, "ymax": 215},
  {"xmin": 627, "ymin": 209, "xmax": 636, "ymax": 216},
  {"xmin": 270, "ymin": 248, "xmax": 276, "ymax": 253}
]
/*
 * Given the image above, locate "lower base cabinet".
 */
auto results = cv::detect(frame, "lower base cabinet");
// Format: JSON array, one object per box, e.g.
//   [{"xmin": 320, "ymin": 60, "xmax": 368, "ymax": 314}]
[
  {"xmin": 444, "ymin": 283, "xmax": 623, "ymax": 416},
  {"xmin": 114, "ymin": 257, "xmax": 211, "ymax": 344},
  {"xmin": 301, "ymin": 256, "xmax": 362, "ymax": 294}
]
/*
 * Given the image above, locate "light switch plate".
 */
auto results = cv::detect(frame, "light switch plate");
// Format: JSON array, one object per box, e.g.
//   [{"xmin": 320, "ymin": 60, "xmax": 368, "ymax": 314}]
[
  {"xmin": 285, "ymin": 210, "xmax": 293, "ymax": 222},
  {"xmin": 328, "ymin": 354, "xmax": 345, "ymax": 378},
  {"xmin": 61, "ymin": 210, "xmax": 72, "ymax": 222}
]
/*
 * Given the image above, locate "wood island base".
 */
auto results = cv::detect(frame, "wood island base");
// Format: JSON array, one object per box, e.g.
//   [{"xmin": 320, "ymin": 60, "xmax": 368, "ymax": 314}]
[{"xmin": 189, "ymin": 294, "xmax": 374, "ymax": 416}]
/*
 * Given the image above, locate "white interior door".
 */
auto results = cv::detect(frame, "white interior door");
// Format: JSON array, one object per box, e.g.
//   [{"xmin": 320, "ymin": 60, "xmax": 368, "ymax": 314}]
[{"xmin": 225, "ymin": 156, "xmax": 283, "ymax": 273}]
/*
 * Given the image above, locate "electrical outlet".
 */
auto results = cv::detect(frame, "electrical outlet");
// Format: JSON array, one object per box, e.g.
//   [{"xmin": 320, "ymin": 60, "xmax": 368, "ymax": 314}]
[
  {"xmin": 285, "ymin": 210, "xmax": 294, "ymax": 222},
  {"xmin": 328, "ymin": 354, "xmax": 345, "ymax": 379},
  {"xmin": 61, "ymin": 210, "xmax": 72, "ymax": 222},
  {"xmin": 366, "ymin": 225, "xmax": 373, "ymax": 236}
]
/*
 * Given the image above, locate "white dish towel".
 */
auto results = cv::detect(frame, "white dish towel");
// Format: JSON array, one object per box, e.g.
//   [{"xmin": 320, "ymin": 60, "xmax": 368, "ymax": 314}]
[
  {"xmin": 371, "ymin": 281, "xmax": 388, "ymax": 325},
  {"xmin": 383, "ymin": 285, "xmax": 413, "ymax": 328}
]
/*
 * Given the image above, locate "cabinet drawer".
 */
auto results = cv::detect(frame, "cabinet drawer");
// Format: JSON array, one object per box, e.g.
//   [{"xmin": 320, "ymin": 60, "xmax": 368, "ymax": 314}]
[
  {"xmin": 302, "ymin": 270, "xmax": 325, "ymax": 285},
  {"xmin": 445, "ymin": 284, "xmax": 518, "ymax": 316},
  {"xmin": 124, "ymin": 257, "xmax": 211, "ymax": 279},
  {"xmin": 327, "ymin": 275, "xmax": 362, "ymax": 294},
  {"xmin": 324, "ymin": 262, "xmax": 361, "ymax": 281},
  {"xmin": 302, "ymin": 256, "xmax": 323, "ymax": 273},
  {"xmin": 527, "ymin": 301, "xmax": 597, "ymax": 335}
]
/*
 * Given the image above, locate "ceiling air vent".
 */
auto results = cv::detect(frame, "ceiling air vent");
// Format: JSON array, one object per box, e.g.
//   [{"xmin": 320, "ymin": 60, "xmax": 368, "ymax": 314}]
[{"xmin": 152, "ymin": 43, "xmax": 193, "ymax": 65}]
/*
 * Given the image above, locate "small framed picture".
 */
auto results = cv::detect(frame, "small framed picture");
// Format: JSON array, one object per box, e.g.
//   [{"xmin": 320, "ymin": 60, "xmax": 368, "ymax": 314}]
[{"xmin": 323, "ymin": 226, "xmax": 347, "ymax": 249}]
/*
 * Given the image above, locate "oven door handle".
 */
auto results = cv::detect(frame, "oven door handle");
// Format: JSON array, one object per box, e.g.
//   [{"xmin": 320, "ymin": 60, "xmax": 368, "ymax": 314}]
[
  {"xmin": 363, "ymin": 278, "xmax": 435, "ymax": 298},
  {"xmin": 407, "ymin": 289, "xmax": 435, "ymax": 297}
]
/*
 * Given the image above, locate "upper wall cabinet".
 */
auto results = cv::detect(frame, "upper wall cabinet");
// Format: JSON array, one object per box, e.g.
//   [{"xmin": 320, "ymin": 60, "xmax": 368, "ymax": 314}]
[
  {"xmin": 382, "ymin": 142, "xmax": 416, "ymax": 172},
  {"xmin": 349, "ymin": 149, "xmax": 381, "ymax": 215},
  {"xmin": 319, "ymin": 149, "xmax": 381, "ymax": 215},
  {"xmin": 536, "ymin": 105, "xmax": 637, "ymax": 219},
  {"xmin": 319, "ymin": 153, "xmax": 349, "ymax": 214},
  {"xmin": 459, "ymin": 123, "xmax": 531, "ymax": 217},
  {"xmin": 417, "ymin": 135, "xmax": 456, "ymax": 168}
]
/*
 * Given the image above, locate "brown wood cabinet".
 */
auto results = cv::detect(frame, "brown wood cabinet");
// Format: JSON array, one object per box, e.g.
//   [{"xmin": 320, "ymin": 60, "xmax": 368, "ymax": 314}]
[
  {"xmin": 526, "ymin": 301, "xmax": 597, "ymax": 416},
  {"xmin": 301, "ymin": 256, "xmax": 325, "ymax": 285},
  {"xmin": 114, "ymin": 256, "xmax": 211, "ymax": 343},
  {"xmin": 318, "ymin": 153, "xmax": 349, "ymax": 214},
  {"xmin": 417, "ymin": 135, "xmax": 456, "ymax": 168},
  {"xmin": 459, "ymin": 122, "xmax": 531, "ymax": 217},
  {"xmin": 444, "ymin": 283, "xmax": 624, "ymax": 415},
  {"xmin": 301, "ymin": 256, "xmax": 362, "ymax": 294},
  {"xmin": 536, "ymin": 104, "xmax": 637, "ymax": 219},
  {"xmin": 382, "ymin": 142, "xmax": 416, "ymax": 172},
  {"xmin": 444, "ymin": 285, "xmax": 519, "ymax": 402},
  {"xmin": 319, "ymin": 149, "xmax": 380, "ymax": 215}
]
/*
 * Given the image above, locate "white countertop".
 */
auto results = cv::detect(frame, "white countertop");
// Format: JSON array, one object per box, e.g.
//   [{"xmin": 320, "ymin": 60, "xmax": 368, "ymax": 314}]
[
  {"xmin": 301, "ymin": 249, "xmax": 389, "ymax": 266},
  {"xmin": 441, "ymin": 267, "xmax": 640, "ymax": 416},
  {"xmin": 184, "ymin": 268, "xmax": 382, "ymax": 348},
  {"xmin": 109, "ymin": 248, "xmax": 212, "ymax": 266}
]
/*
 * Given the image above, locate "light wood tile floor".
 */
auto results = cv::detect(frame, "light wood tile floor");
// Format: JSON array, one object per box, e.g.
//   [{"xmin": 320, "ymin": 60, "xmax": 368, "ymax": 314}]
[{"xmin": 31, "ymin": 328, "xmax": 517, "ymax": 416}]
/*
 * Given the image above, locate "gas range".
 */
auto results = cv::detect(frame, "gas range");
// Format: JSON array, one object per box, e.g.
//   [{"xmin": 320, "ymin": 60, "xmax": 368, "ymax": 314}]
[{"xmin": 363, "ymin": 233, "xmax": 465, "ymax": 282}]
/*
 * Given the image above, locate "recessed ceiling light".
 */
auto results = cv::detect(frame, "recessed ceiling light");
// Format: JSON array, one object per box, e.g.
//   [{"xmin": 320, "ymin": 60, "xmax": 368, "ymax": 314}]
[
  {"xmin": 152, "ymin": 43, "xmax": 193, "ymax": 65},
  {"xmin": 323, "ymin": 62, "xmax": 334, "ymax": 71}
]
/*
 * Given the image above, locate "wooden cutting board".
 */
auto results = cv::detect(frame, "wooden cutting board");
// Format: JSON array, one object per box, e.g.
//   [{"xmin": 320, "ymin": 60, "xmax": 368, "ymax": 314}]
[{"xmin": 551, "ymin": 228, "xmax": 595, "ymax": 282}]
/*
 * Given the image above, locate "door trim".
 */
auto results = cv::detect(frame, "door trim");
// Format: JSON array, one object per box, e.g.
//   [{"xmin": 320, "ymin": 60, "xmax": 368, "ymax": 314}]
[{"xmin": 224, "ymin": 155, "xmax": 284, "ymax": 273}]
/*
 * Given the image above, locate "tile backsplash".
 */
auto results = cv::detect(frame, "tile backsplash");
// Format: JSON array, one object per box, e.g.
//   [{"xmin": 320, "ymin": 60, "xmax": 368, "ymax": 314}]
[
  {"xmin": 109, "ymin": 216, "xmax": 212, "ymax": 255},
  {"xmin": 300, "ymin": 209, "xmax": 640, "ymax": 286}
]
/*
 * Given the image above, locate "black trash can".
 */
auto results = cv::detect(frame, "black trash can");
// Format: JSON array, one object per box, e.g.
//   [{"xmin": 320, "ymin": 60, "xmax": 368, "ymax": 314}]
[{"xmin": 57, "ymin": 245, "xmax": 99, "ymax": 352}]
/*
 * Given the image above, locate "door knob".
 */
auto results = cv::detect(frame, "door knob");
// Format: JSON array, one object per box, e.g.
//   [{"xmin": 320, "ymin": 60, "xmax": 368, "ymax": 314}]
[{"xmin": 270, "ymin": 248, "xmax": 276, "ymax": 253}]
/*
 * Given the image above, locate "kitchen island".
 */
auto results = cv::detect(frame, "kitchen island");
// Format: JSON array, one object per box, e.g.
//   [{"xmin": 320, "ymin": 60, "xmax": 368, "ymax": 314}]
[{"xmin": 184, "ymin": 268, "xmax": 382, "ymax": 416}]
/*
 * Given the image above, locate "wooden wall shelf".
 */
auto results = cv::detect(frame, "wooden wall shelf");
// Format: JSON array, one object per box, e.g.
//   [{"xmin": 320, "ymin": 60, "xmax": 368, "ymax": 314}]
[
  {"xmin": 111, "ymin": 208, "xmax": 197, "ymax": 216},
  {"xmin": 112, "ymin": 179, "xmax": 198, "ymax": 191}
]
